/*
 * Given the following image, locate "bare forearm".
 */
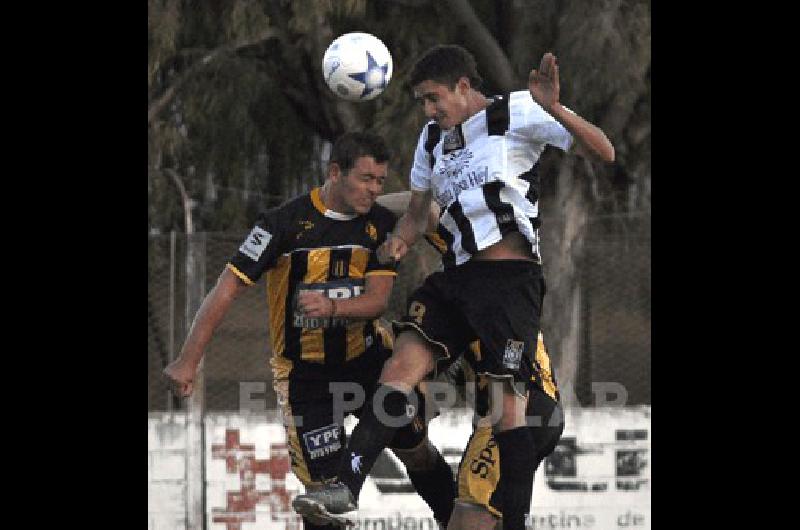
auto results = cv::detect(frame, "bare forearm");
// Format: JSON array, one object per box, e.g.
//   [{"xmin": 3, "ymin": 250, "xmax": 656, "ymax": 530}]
[
  {"xmin": 377, "ymin": 191, "xmax": 420, "ymax": 243},
  {"xmin": 394, "ymin": 212, "xmax": 423, "ymax": 245},
  {"xmin": 550, "ymin": 103, "xmax": 615, "ymax": 163},
  {"xmin": 177, "ymin": 305, "xmax": 225, "ymax": 366},
  {"xmin": 394, "ymin": 189, "xmax": 434, "ymax": 244},
  {"xmin": 331, "ymin": 287, "xmax": 391, "ymax": 319},
  {"xmin": 302, "ymin": 275, "xmax": 394, "ymax": 320},
  {"xmin": 177, "ymin": 270, "xmax": 245, "ymax": 366}
]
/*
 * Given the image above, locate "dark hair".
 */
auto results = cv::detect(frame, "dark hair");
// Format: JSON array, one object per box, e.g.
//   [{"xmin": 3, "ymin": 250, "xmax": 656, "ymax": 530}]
[
  {"xmin": 409, "ymin": 44, "xmax": 483, "ymax": 90},
  {"xmin": 329, "ymin": 131, "xmax": 390, "ymax": 175}
]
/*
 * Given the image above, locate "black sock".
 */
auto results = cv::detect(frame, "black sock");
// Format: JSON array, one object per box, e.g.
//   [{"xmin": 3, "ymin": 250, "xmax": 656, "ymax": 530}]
[
  {"xmin": 406, "ymin": 446, "xmax": 456, "ymax": 524},
  {"xmin": 495, "ymin": 427, "xmax": 537, "ymax": 530},
  {"xmin": 337, "ymin": 385, "xmax": 412, "ymax": 499}
]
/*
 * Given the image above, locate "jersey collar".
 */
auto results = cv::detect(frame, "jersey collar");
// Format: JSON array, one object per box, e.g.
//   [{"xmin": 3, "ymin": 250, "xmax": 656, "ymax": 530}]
[{"xmin": 311, "ymin": 187, "xmax": 358, "ymax": 221}]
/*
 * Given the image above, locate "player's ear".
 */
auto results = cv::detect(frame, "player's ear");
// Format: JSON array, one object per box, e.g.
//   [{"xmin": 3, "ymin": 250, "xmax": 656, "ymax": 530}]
[
  {"xmin": 456, "ymin": 76, "xmax": 471, "ymax": 94},
  {"xmin": 328, "ymin": 161, "xmax": 342, "ymax": 183}
]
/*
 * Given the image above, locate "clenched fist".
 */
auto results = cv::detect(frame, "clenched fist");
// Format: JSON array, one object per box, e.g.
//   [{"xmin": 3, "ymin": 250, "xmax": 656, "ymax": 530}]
[
  {"xmin": 163, "ymin": 359, "xmax": 197, "ymax": 398},
  {"xmin": 297, "ymin": 290, "xmax": 335, "ymax": 318},
  {"xmin": 377, "ymin": 234, "xmax": 409, "ymax": 264}
]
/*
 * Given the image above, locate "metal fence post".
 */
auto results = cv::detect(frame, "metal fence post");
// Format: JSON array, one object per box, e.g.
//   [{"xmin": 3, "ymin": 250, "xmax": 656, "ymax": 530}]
[
  {"xmin": 167, "ymin": 167, "xmax": 207, "ymax": 530},
  {"xmin": 168, "ymin": 230, "xmax": 176, "ymax": 412},
  {"xmin": 185, "ymin": 230, "xmax": 207, "ymax": 530}
]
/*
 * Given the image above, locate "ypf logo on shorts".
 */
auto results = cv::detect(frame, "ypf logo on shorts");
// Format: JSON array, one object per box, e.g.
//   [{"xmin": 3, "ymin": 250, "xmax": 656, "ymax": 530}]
[
  {"xmin": 302, "ymin": 424, "xmax": 341, "ymax": 460},
  {"xmin": 503, "ymin": 339, "xmax": 525, "ymax": 370}
]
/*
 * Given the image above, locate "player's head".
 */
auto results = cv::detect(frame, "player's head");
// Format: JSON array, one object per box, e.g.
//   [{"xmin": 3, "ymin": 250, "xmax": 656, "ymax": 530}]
[
  {"xmin": 410, "ymin": 45, "xmax": 484, "ymax": 130},
  {"xmin": 327, "ymin": 131, "xmax": 390, "ymax": 215}
]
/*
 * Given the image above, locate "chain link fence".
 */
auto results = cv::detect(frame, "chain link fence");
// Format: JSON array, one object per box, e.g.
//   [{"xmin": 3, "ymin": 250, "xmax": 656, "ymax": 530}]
[
  {"xmin": 575, "ymin": 214, "xmax": 650, "ymax": 406},
  {"xmin": 148, "ymin": 214, "xmax": 650, "ymax": 412}
]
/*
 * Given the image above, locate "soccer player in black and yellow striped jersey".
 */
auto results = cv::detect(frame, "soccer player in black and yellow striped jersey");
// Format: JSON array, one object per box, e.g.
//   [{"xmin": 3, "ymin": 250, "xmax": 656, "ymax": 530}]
[
  {"xmin": 164, "ymin": 132, "xmax": 455, "ymax": 529},
  {"xmin": 446, "ymin": 336, "xmax": 563, "ymax": 530}
]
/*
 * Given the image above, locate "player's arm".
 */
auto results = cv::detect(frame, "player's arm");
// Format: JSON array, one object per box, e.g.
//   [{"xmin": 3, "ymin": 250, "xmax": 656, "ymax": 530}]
[
  {"xmin": 163, "ymin": 267, "xmax": 249, "ymax": 396},
  {"xmin": 297, "ymin": 274, "xmax": 394, "ymax": 320},
  {"xmin": 376, "ymin": 191, "xmax": 441, "ymax": 233},
  {"xmin": 551, "ymin": 105, "xmax": 614, "ymax": 163},
  {"xmin": 394, "ymin": 187, "xmax": 436, "ymax": 245},
  {"xmin": 377, "ymin": 189, "xmax": 434, "ymax": 263},
  {"xmin": 164, "ymin": 206, "xmax": 287, "ymax": 397},
  {"xmin": 529, "ymin": 52, "xmax": 614, "ymax": 163}
]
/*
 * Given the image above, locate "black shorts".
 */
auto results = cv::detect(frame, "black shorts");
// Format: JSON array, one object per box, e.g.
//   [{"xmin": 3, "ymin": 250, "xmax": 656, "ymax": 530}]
[
  {"xmin": 276, "ymin": 352, "xmax": 430, "ymax": 487},
  {"xmin": 394, "ymin": 260, "xmax": 545, "ymax": 394}
]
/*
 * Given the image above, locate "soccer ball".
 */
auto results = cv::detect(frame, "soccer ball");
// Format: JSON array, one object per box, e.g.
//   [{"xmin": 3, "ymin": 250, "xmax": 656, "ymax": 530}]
[{"xmin": 322, "ymin": 32, "xmax": 393, "ymax": 102}]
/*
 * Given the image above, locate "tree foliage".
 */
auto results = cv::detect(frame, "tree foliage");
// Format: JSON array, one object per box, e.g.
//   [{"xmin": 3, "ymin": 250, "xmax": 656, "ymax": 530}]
[
  {"xmin": 149, "ymin": 0, "xmax": 649, "ymax": 231},
  {"xmin": 148, "ymin": 0, "xmax": 651, "ymax": 393}
]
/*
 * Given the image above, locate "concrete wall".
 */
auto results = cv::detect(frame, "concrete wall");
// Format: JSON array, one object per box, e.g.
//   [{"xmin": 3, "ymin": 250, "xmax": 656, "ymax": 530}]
[{"xmin": 149, "ymin": 407, "xmax": 651, "ymax": 530}]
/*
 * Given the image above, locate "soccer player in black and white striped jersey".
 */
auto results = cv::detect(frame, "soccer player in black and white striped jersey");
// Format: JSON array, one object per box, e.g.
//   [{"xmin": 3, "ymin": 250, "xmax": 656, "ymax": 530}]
[
  {"xmin": 376, "ymin": 190, "xmax": 565, "ymax": 530},
  {"xmin": 293, "ymin": 46, "xmax": 613, "ymax": 530}
]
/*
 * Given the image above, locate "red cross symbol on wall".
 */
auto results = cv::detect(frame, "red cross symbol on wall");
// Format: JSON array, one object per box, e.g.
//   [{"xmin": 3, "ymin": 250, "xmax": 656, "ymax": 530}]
[{"xmin": 211, "ymin": 429, "xmax": 302, "ymax": 530}]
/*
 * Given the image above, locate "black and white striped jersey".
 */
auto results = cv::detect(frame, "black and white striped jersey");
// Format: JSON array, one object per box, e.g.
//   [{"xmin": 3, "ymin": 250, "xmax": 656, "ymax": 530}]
[{"xmin": 410, "ymin": 90, "xmax": 573, "ymax": 268}]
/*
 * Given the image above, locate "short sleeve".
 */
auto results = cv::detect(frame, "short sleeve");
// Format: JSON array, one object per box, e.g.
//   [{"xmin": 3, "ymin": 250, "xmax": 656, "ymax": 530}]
[
  {"xmin": 409, "ymin": 125, "xmax": 434, "ymax": 192},
  {"xmin": 227, "ymin": 207, "xmax": 288, "ymax": 284},
  {"xmin": 509, "ymin": 91, "xmax": 573, "ymax": 153}
]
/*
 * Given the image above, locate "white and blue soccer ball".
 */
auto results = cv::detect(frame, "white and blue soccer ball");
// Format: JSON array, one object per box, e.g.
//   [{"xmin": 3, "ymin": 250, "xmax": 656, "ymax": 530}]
[{"xmin": 322, "ymin": 32, "xmax": 393, "ymax": 102}]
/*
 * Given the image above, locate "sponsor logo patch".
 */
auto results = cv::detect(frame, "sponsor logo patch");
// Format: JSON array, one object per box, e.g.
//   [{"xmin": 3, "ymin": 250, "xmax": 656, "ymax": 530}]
[
  {"xmin": 503, "ymin": 339, "xmax": 525, "ymax": 370},
  {"xmin": 296, "ymin": 220, "xmax": 314, "ymax": 240},
  {"xmin": 292, "ymin": 279, "xmax": 365, "ymax": 329},
  {"xmin": 365, "ymin": 221, "xmax": 378, "ymax": 241},
  {"xmin": 351, "ymin": 452, "xmax": 363, "ymax": 474},
  {"xmin": 239, "ymin": 226, "xmax": 272, "ymax": 261},
  {"xmin": 302, "ymin": 424, "xmax": 342, "ymax": 460},
  {"xmin": 442, "ymin": 126, "xmax": 465, "ymax": 153},
  {"xmin": 412, "ymin": 416, "xmax": 424, "ymax": 433}
]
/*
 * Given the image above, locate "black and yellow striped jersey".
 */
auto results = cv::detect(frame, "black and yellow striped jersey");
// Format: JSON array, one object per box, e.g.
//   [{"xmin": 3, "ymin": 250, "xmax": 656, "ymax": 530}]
[{"xmin": 227, "ymin": 187, "xmax": 398, "ymax": 381}]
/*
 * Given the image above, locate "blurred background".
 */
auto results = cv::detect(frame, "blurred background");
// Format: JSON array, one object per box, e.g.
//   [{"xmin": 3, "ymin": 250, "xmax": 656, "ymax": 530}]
[
  {"xmin": 148, "ymin": 0, "xmax": 650, "ymax": 411},
  {"xmin": 148, "ymin": 1, "xmax": 650, "ymax": 528}
]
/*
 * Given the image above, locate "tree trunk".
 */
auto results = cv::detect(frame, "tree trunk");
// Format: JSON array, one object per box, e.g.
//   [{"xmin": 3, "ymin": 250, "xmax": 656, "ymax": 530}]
[
  {"xmin": 502, "ymin": 0, "xmax": 559, "ymax": 81},
  {"xmin": 541, "ymin": 156, "xmax": 588, "ymax": 407},
  {"xmin": 442, "ymin": 0, "xmax": 519, "ymax": 91}
]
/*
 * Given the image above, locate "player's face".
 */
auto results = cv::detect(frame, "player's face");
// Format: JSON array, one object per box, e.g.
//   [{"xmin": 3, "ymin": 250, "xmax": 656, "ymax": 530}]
[
  {"xmin": 336, "ymin": 155, "xmax": 387, "ymax": 215},
  {"xmin": 413, "ymin": 78, "xmax": 471, "ymax": 130}
]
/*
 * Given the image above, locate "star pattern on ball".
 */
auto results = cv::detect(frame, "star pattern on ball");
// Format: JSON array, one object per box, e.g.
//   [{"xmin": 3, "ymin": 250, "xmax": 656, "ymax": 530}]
[{"xmin": 348, "ymin": 50, "xmax": 390, "ymax": 98}]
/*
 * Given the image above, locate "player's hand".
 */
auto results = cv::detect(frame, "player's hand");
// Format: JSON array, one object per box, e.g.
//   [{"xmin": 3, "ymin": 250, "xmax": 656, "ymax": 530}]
[
  {"xmin": 298, "ymin": 290, "xmax": 334, "ymax": 318},
  {"xmin": 163, "ymin": 359, "xmax": 196, "ymax": 398},
  {"xmin": 528, "ymin": 52, "xmax": 560, "ymax": 112},
  {"xmin": 377, "ymin": 234, "xmax": 408, "ymax": 264}
]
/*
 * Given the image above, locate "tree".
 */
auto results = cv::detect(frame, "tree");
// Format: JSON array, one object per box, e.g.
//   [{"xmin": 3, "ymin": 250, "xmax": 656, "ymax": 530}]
[{"xmin": 148, "ymin": 0, "xmax": 651, "ymax": 403}]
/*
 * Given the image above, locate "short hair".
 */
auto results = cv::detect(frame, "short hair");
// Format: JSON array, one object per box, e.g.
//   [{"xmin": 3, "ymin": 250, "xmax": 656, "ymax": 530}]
[
  {"xmin": 329, "ymin": 131, "xmax": 390, "ymax": 175},
  {"xmin": 409, "ymin": 44, "xmax": 483, "ymax": 90}
]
